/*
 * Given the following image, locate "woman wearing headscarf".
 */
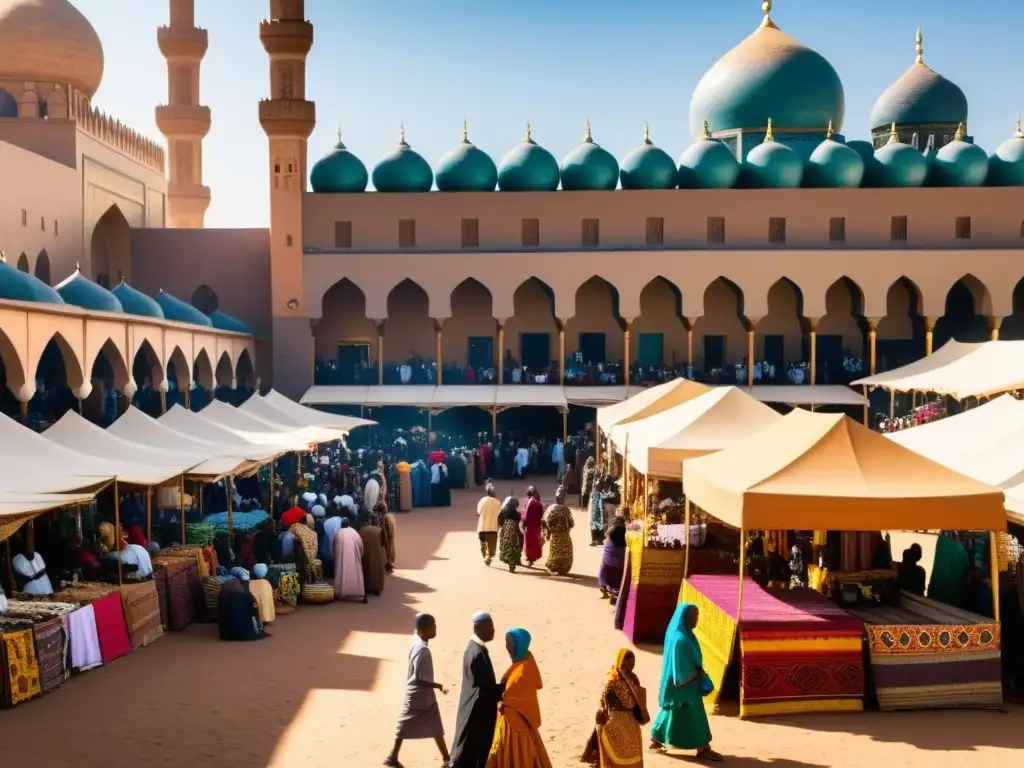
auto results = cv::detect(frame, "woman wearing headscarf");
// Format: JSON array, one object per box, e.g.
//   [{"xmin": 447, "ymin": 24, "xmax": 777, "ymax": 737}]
[
  {"xmin": 588, "ymin": 475, "xmax": 608, "ymax": 546},
  {"xmin": 542, "ymin": 487, "xmax": 574, "ymax": 576},
  {"xmin": 359, "ymin": 503, "xmax": 388, "ymax": 595},
  {"xmin": 520, "ymin": 487, "xmax": 545, "ymax": 567},
  {"xmin": 649, "ymin": 603, "xmax": 721, "ymax": 761},
  {"xmin": 486, "ymin": 629, "xmax": 552, "ymax": 768},
  {"xmin": 580, "ymin": 649, "xmax": 650, "ymax": 766},
  {"xmin": 498, "ymin": 497, "xmax": 523, "ymax": 573},
  {"xmin": 217, "ymin": 576, "xmax": 263, "ymax": 642},
  {"xmin": 332, "ymin": 522, "xmax": 367, "ymax": 602},
  {"xmin": 599, "ymin": 516, "xmax": 628, "ymax": 603}
]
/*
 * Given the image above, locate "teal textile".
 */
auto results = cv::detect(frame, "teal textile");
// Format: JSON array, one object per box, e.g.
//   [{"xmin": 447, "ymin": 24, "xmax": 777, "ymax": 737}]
[
  {"xmin": 651, "ymin": 603, "xmax": 713, "ymax": 750},
  {"xmin": 507, "ymin": 628, "xmax": 531, "ymax": 662}
]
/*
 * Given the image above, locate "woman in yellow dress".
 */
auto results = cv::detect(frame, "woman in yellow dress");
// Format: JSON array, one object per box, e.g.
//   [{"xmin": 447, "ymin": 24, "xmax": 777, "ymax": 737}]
[
  {"xmin": 580, "ymin": 648, "xmax": 650, "ymax": 766},
  {"xmin": 487, "ymin": 628, "xmax": 552, "ymax": 768}
]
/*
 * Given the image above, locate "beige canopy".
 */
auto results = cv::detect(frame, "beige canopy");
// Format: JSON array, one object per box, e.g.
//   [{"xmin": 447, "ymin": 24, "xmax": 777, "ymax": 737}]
[
  {"xmin": 682, "ymin": 409, "xmax": 1006, "ymax": 532},
  {"xmin": 611, "ymin": 386, "xmax": 781, "ymax": 478},
  {"xmin": 110, "ymin": 407, "xmax": 267, "ymax": 468},
  {"xmin": 159, "ymin": 406, "xmax": 294, "ymax": 459},
  {"xmin": 0, "ymin": 490, "xmax": 96, "ymax": 541},
  {"xmin": 262, "ymin": 389, "xmax": 375, "ymax": 430},
  {"xmin": 240, "ymin": 393, "xmax": 370, "ymax": 436},
  {"xmin": 197, "ymin": 400, "xmax": 334, "ymax": 446},
  {"xmin": 596, "ymin": 379, "xmax": 711, "ymax": 432},
  {"xmin": 852, "ymin": 340, "xmax": 1024, "ymax": 399}
]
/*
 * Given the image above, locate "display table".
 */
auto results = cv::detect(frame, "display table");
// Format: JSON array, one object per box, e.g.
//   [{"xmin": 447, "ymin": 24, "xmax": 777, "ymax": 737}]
[
  {"xmin": 846, "ymin": 591, "xmax": 1002, "ymax": 711},
  {"xmin": 619, "ymin": 534, "xmax": 686, "ymax": 644},
  {"xmin": 681, "ymin": 574, "xmax": 865, "ymax": 718}
]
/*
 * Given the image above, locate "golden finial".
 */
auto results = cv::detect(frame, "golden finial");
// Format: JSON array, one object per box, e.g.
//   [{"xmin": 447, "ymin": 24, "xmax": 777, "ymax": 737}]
[
  {"xmin": 915, "ymin": 26, "xmax": 924, "ymax": 64},
  {"xmin": 583, "ymin": 118, "xmax": 593, "ymax": 143},
  {"xmin": 764, "ymin": 117, "xmax": 774, "ymax": 142},
  {"xmin": 1015, "ymin": 113, "xmax": 1024, "ymax": 139},
  {"xmin": 702, "ymin": 120, "xmax": 712, "ymax": 140},
  {"xmin": 888, "ymin": 122, "xmax": 900, "ymax": 144},
  {"xmin": 826, "ymin": 118, "xmax": 834, "ymax": 140},
  {"xmin": 761, "ymin": 0, "xmax": 775, "ymax": 27},
  {"xmin": 336, "ymin": 124, "xmax": 343, "ymax": 145},
  {"xmin": 525, "ymin": 117, "xmax": 533, "ymax": 143},
  {"xmin": 462, "ymin": 119, "xmax": 469, "ymax": 143},
  {"xmin": 75, "ymin": 262, "xmax": 80, "ymax": 272},
  {"xmin": 399, "ymin": 119, "xmax": 407, "ymax": 146},
  {"xmin": 954, "ymin": 122, "xmax": 965, "ymax": 141},
  {"xmin": 643, "ymin": 121, "xmax": 652, "ymax": 145}
]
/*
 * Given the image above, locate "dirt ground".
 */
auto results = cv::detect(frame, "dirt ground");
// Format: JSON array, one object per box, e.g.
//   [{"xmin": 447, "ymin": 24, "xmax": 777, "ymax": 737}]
[{"xmin": 1, "ymin": 479, "xmax": 1021, "ymax": 767}]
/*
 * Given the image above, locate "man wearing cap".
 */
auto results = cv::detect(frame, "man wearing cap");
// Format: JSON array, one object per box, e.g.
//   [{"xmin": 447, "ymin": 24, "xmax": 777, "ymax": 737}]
[{"xmin": 446, "ymin": 612, "xmax": 501, "ymax": 768}]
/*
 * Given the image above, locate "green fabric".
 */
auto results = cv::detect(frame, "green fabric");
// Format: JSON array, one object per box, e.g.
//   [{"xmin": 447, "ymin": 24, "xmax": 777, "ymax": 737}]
[
  {"xmin": 652, "ymin": 602, "xmax": 711, "ymax": 749},
  {"xmin": 650, "ymin": 684, "xmax": 711, "ymax": 749},
  {"xmin": 928, "ymin": 535, "xmax": 969, "ymax": 608}
]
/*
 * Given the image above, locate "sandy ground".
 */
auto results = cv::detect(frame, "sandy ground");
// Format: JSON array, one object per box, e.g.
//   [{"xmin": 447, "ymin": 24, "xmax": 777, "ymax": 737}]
[{"xmin": 1, "ymin": 479, "xmax": 1021, "ymax": 767}]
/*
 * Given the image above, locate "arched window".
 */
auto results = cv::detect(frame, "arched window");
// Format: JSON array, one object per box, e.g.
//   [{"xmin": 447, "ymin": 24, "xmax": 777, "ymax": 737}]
[
  {"xmin": 35, "ymin": 250, "xmax": 51, "ymax": 285},
  {"xmin": 0, "ymin": 89, "xmax": 18, "ymax": 118},
  {"xmin": 16, "ymin": 252, "xmax": 29, "ymax": 272},
  {"xmin": 191, "ymin": 284, "xmax": 219, "ymax": 315}
]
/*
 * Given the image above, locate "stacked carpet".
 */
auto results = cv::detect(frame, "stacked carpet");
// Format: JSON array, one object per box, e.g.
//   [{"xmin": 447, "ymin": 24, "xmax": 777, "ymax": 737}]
[
  {"xmin": 847, "ymin": 591, "xmax": 1002, "ymax": 711},
  {"xmin": 619, "ymin": 534, "xmax": 687, "ymax": 644},
  {"xmin": 152, "ymin": 556, "xmax": 198, "ymax": 630},
  {"xmin": 0, "ymin": 624, "xmax": 41, "ymax": 709},
  {"xmin": 119, "ymin": 581, "xmax": 164, "ymax": 649},
  {"xmin": 31, "ymin": 617, "xmax": 69, "ymax": 694},
  {"xmin": 682, "ymin": 574, "xmax": 865, "ymax": 718}
]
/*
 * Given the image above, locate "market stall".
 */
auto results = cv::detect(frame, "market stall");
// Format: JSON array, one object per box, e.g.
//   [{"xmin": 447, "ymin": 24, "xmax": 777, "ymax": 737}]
[{"xmin": 680, "ymin": 409, "xmax": 1006, "ymax": 718}]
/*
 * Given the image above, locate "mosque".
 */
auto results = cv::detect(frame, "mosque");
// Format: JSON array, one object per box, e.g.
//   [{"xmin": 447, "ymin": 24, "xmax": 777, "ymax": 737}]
[{"xmin": 1, "ymin": 0, "xmax": 1024, "ymax": 421}]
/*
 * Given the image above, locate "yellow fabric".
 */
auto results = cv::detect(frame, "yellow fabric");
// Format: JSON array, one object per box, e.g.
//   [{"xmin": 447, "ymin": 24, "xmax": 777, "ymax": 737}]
[
  {"xmin": 741, "ymin": 637, "xmax": 863, "ymax": 653},
  {"xmin": 679, "ymin": 579, "xmax": 737, "ymax": 713},
  {"xmin": 682, "ymin": 409, "xmax": 1006, "ymax": 532},
  {"xmin": 250, "ymin": 578, "xmax": 276, "ymax": 624},
  {"xmin": 741, "ymin": 698, "xmax": 863, "ymax": 718},
  {"xmin": 597, "ymin": 710, "xmax": 644, "ymax": 766},
  {"xmin": 812, "ymin": 530, "xmax": 828, "ymax": 547},
  {"xmin": 486, "ymin": 707, "xmax": 553, "ymax": 768},
  {"xmin": 2, "ymin": 629, "xmax": 41, "ymax": 706}
]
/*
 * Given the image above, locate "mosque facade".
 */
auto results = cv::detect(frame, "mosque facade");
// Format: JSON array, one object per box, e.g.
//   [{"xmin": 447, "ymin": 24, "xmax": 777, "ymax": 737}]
[{"xmin": 2, "ymin": 0, "xmax": 1024, "ymax": 413}]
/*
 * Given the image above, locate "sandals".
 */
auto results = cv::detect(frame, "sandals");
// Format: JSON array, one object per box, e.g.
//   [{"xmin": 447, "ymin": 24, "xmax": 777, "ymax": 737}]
[
  {"xmin": 697, "ymin": 747, "xmax": 724, "ymax": 762},
  {"xmin": 649, "ymin": 741, "xmax": 667, "ymax": 754},
  {"xmin": 382, "ymin": 757, "xmax": 404, "ymax": 768}
]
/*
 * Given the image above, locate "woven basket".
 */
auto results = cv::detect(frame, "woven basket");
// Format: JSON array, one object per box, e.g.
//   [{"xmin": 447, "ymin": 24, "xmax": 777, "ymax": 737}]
[{"xmin": 300, "ymin": 582, "xmax": 335, "ymax": 605}]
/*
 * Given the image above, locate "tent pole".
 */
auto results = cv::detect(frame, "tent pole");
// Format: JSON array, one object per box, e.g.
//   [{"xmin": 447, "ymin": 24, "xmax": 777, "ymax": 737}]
[
  {"xmin": 145, "ymin": 487, "xmax": 152, "ymax": 542},
  {"xmin": 862, "ymin": 385, "xmax": 869, "ymax": 426},
  {"xmin": 683, "ymin": 498, "xmax": 691, "ymax": 579},
  {"xmin": 5, "ymin": 539, "xmax": 13, "ymax": 594},
  {"xmin": 562, "ymin": 409, "xmax": 568, "ymax": 443},
  {"xmin": 491, "ymin": 407, "xmax": 497, "ymax": 438},
  {"xmin": 199, "ymin": 481, "xmax": 204, "ymax": 516},
  {"xmin": 737, "ymin": 528, "xmax": 747, "ymax": 621},
  {"xmin": 114, "ymin": 480, "xmax": 123, "ymax": 586},
  {"xmin": 180, "ymin": 474, "xmax": 186, "ymax": 545},
  {"xmin": 989, "ymin": 531, "xmax": 1001, "ymax": 623},
  {"xmin": 595, "ymin": 426, "xmax": 602, "ymax": 472},
  {"xmin": 228, "ymin": 476, "xmax": 234, "ymax": 535},
  {"xmin": 270, "ymin": 457, "xmax": 276, "ymax": 514},
  {"xmin": 889, "ymin": 390, "xmax": 894, "ymax": 420}
]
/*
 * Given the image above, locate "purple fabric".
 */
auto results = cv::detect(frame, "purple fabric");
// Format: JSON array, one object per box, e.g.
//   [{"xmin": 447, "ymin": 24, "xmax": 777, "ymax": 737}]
[
  {"xmin": 613, "ymin": 547, "xmax": 632, "ymax": 630},
  {"xmin": 599, "ymin": 539, "xmax": 626, "ymax": 592}
]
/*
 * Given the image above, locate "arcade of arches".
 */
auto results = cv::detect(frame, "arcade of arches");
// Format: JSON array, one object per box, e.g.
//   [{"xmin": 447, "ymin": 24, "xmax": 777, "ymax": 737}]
[{"xmin": 313, "ymin": 274, "xmax": 1020, "ymax": 386}]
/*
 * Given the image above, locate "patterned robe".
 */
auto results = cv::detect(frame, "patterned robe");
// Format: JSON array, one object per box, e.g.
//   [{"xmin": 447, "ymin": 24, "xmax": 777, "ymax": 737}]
[{"xmin": 543, "ymin": 504, "xmax": 574, "ymax": 575}]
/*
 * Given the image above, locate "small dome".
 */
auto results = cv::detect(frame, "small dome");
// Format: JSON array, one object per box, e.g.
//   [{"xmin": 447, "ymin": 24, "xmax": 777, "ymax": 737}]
[
  {"xmin": 310, "ymin": 130, "xmax": 368, "ymax": 193},
  {"xmin": 0, "ymin": 253, "xmax": 64, "ymax": 304},
  {"xmin": 846, "ymin": 140, "xmax": 881, "ymax": 186},
  {"xmin": 932, "ymin": 124, "xmax": 988, "ymax": 187},
  {"xmin": 156, "ymin": 290, "xmax": 214, "ymax": 327},
  {"xmin": 873, "ymin": 124, "xmax": 929, "ymax": 188},
  {"xmin": 371, "ymin": 123, "xmax": 434, "ymax": 193},
  {"xmin": 111, "ymin": 279, "xmax": 165, "ymax": 319},
  {"xmin": 689, "ymin": 5, "xmax": 844, "ymax": 138},
  {"xmin": 55, "ymin": 267, "xmax": 123, "ymax": 312},
  {"xmin": 620, "ymin": 124, "xmax": 677, "ymax": 190},
  {"xmin": 559, "ymin": 121, "xmax": 619, "ymax": 191},
  {"xmin": 497, "ymin": 121, "xmax": 560, "ymax": 192},
  {"xmin": 435, "ymin": 122, "xmax": 497, "ymax": 192},
  {"xmin": 0, "ymin": 0, "xmax": 104, "ymax": 99},
  {"xmin": 869, "ymin": 28, "xmax": 967, "ymax": 131},
  {"xmin": 743, "ymin": 120, "xmax": 803, "ymax": 188},
  {"xmin": 209, "ymin": 309, "xmax": 252, "ymax": 335},
  {"xmin": 677, "ymin": 121, "xmax": 741, "ymax": 189},
  {"xmin": 988, "ymin": 117, "xmax": 1024, "ymax": 187},
  {"xmin": 804, "ymin": 122, "xmax": 865, "ymax": 188}
]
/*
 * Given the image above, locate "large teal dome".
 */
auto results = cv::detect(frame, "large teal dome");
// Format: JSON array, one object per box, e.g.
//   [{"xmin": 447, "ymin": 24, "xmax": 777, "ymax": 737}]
[
  {"xmin": 988, "ymin": 118, "xmax": 1024, "ymax": 187},
  {"xmin": 933, "ymin": 124, "xmax": 987, "ymax": 187},
  {"xmin": 371, "ymin": 124, "xmax": 433, "ymax": 193},
  {"xmin": 55, "ymin": 267, "xmax": 123, "ymax": 312},
  {"xmin": 620, "ymin": 124, "xmax": 677, "ymax": 190},
  {"xmin": 497, "ymin": 122, "xmax": 560, "ymax": 192},
  {"xmin": 435, "ymin": 122, "xmax": 497, "ymax": 192},
  {"xmin": 804, "ymin": 124, "xmax": 865, "ymax": 188},
  {"xmin": 868, "ymin": 29, "xmax": 967, "ymax": 131},
  {"xmin": 156, "ymin": 290, "xmax": 214, "ymax": 327},
  {"xmin": 560, "ymin": 121, "xmax": 619, "ymax": 191},
  {"xmin": 677, "ymin": 122, "xmax": 740, "ymax": 189},
  {"xmin": 0, "ymin": 254, "xmax": 64, "ymax": 304},
  {"xmin": 209, "ymin": 309, "xmax": 252, "ymax": 334},
  {"xmin": 743, "ymin": 121, "xmax": 803, "ymax": 188},
  {"xmin": 111, "ymin": 280, "xmax": 165, "ymax": 319},
  {"xmin": 873, "ymin": 125, "xmax": 929, "ymax": 188},
  {"xmin": 689, "ymin": 8, "xmax": 844, "ymax": 138},
  {"xmin": 309, "ymin": 130, "xmax": 368, "ymax": 193}
]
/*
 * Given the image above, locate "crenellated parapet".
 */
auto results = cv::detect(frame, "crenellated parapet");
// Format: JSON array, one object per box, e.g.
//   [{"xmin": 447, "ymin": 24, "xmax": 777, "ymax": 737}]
[{"xmin": 69, "ymin": 91, "xmax": 165, "ymax": 173}]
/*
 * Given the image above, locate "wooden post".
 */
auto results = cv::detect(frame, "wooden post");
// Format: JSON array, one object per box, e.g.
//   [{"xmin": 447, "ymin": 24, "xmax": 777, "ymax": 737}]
[
  {"xmin": 179, "ymin": 474, "xmax": 186, "ymax": 545},
  {"xmin": 435, "ymin": 321, "xmax": 443, "ymax": 385},
  {"xmin": 808, "ymin": 319, "xmax": 818, "ymax": 387},
  {"xmin": 989, "ymin": 531, "xmax": 1001, "ymax": 623},
  {"xmin": 562, "ymin": 410, "xmax": 568, "ymax": 443},
  {"xmin": 558, "ymin": 322, "xmax": 565, "ymax": 384},
  {"xmin": 199, "ymin": 481, "xmax": 204, "ymax": 516},
  {"xmin": 145, "ymin": 487, "xmax": 152, "ymax": 541},
  {"xmin": 623, "ymin": 321, "xmax": 631, "ymax": 380},
  {"xmin": 683, "ymin": 498, "xmax": 691, "ymax": 579},
  {"xmin": 270, "ymin": 457, "xmax": 276, "ymax": 514},
  {"xmin": 427, "ymin": 409, "xmax": 432, "ymax": 445},
  {"xmin": 989, "ymin": 316, "xmax": 1002, "ymax": 342},
  {"xmin": 595, "ymin": 426, "xmax": 602, "ymax": 472},
  {"xmin": 114, "ymin": 481, "xmax": 123, "ymax": 586},
  {"xmin": 160, "ymin": 390, "xmax": 167, "ymax": 414},
  {"xmin": 746, "ymin": 320, "xmax": 756, "ymax": 388},
  {"xmin": 867, "ymin": 320, "xmax": 878, "ymax": 375},
  {"xmin": 889, "ymin": 390, "xmax": 895, "ymax": 420},
  {"xmin": 925, "ymin": 317, "xmax": 935, "ymax": 356},
  {"xmin": 490, "ymin": 407, "xmax": 497, "ymax": 438},
  {"xmin": 862, "ymin": 385, "xmax": 870, "ymax": 426},
  {"xmin": 227, "ymin": 476, "xmax": 234, "ymax": 534},
  {"xmin": 184, "ymin": 387, "xmax": 191, "ymax": 410},
  {"xmin": 737, "ymin": 527, "xmax": 747, "ymax": 621}
]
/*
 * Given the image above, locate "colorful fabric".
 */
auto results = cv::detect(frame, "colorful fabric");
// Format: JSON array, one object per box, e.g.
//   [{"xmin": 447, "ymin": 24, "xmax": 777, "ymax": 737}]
[
  {"xmin": 67, "ymin": 605, "xmax": 102, "ymax": 671},
  {"xmin": 599, "ymin": 539, "xmax": 626, "ymax": 594},
  {"xmin": 498, "ymin": 520, "xmax": 522, "ymax": 570},
  {"xmin": 289, "ymin": 523, "xmax": 322, "ymax": 584},
  {"xmin": 201, "ymin": 510, "xmax": 271, "ymax": 533},
  {"xmin": 542, "ymin": 504, "xmax": 574, "ymax": 575},
  {"xmin": 650, "ymin": 603, "xmax": 712, "ymax": 749},
  {"xmin": 0, "ymin": 629, "xmax": 41, "ymax": 708},
  {"xmin": 153, "ymin": 557, "xmax": 197, "ymax": 630},
  {"xmin": 120, "ymin": 581, "xmax": 164, "ymax": 649},
  {"xmin": 277, "ymin": 572, "xmax": 300, "ymax": 607},
  {"xmin": 32, "ymin": 617, "xmax": 69, "ymax": 694},
  {"xmin": 487, "ymin": 650, "xmax": 551, "ymax": 768},
  {"xmin": 581, "ymin": 650, "xmax": 649, "ymax": 766},
  {"xmin": 91, "ymin": 591, "xmax": 132, "ymax": 664},
  {"xmin": 521, "ymin": 497, "xmax": 544, "ymax": 563},
  {"xmin": 184, "ymin": 522, "xmax": 215, "ymax": 546},
  {"xmin": 202, "ymin": 577, "xmax": 223, "ymax": 621}
]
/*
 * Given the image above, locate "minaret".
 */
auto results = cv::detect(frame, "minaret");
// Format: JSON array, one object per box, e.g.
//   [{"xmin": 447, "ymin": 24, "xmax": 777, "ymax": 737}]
[
  {"xmin": 155, "ymin": 0, "xmax": 211, "ymax": 228},
  {"xmin": 259, "ymin": 0, "xmax": 315, "ymax": 394}
]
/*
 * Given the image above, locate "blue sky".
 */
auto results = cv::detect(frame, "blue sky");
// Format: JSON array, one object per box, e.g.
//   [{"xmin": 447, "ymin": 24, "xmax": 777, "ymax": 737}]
[{"xmin": 76, "ymin": 0, "xmax": 1020, "ymax": 228}]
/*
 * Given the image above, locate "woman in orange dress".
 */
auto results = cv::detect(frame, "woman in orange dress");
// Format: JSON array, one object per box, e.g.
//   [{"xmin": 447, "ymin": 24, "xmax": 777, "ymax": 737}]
[
  {"xmin": 580, "ymin": 649, "xmax": 650, "ymax": 766},
  {"xmin": 487, "ymin": 629, "xmax": 552, "ymax": 768}
]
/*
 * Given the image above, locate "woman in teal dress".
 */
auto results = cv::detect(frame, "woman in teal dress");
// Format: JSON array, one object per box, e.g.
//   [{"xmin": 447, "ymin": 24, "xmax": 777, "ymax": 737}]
[{"xmin": 649, "ymin": 603, "xmax": 722, "ymax": 761}]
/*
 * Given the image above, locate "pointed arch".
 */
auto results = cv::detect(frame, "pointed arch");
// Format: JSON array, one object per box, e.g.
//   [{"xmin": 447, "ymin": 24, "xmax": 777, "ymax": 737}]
[
  {"xmin": 934, "ymin": 274, "xmax": 992, "ymax": 345},
  {"xmin": 633, "ymin": 276, "xmax": 685, "ymax": 368},
  {"xmin": 317, "ymin": 278, "xmax": 376, "ymax": 386},
  {"xmin": 0, "ymin": 324, "xmax": 26, "ymax": 398},
  {"xmin": 90, "ymin": 204, "xmax": 132, "ymax": 287},
  {"xmin": 818, "ymin": 276, "xmax": 866, "ymax": 369},
  {"xmin": 693, "ymin": 277, "xmax": 746, "ymax": 369},
  {"xmin": 34, "ymin": 250, "xmax": 51, "ymax": 285},
  {"xmin": 132, "ymin": 339, "xmax": 164, "ymax": 389},
  {"xmin": 758, "ymin": 278, "xmax": 804, "ymax": 372},
  {"xmin": 215, "ymin": 351, "xmax": 234, "ymax": 388},
  {"xmin": 33, "ymin": 332, "xmax": 85, "ymax": 391},
  {"xmin": 90, "ymin": 337, "xmax": 129, "ymax": 392},
  {"xmin": 236, "ymin": 347, "xmax": 255, "ymax": 387},
  {"xmin": 193, "ymin": 348, "xmax": 214, "ymax": 391},
  {"xmin": 565, "ymin": 276, "xmax": 623, "ymax": 367},
  {"xmin": 506, "ymin": 277, "xmax": 558, "ymax": 372},
  {"xmin": 16, "ymin": 252, "xmax": 28, "ymax": 273},
  {"xmin": 447, "ymin": 278, "xmax": 495, "ymax": 369},
  {"xmin": 876, "ymin": 276, "xmax": 925, "ymax": 369},
  {"xmin": 385, "ymin": 279, "xmax": 433, "ymax": 366},
  {"xmin": 0, "ymin": 88, "xmax": 18, "ymax": 118},
  {"xmin": 167, "ymin": 346, "xmax": 191, "ymax": 392}
]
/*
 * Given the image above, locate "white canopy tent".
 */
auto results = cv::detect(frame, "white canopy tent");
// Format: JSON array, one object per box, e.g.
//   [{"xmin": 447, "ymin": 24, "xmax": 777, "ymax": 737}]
[
  {"xmin": 0, "ymin": 490, "xmax": 97, "ymax": 541},
  {"xmin": 197, "ymin": 400, "xmax": 337, "ymax": 445},
  {"xmin": 260, "ymin": 389, "xmax": 375, "ymax": 430},
  {"xmin": 240, "ymin": 392, "xmax": 373, "ymax": 435},
  {"xmin": 159, "ymin": 406, "xmax": 299, "ymax": 459},
  {"xmin": 109, "ymin": 407, "xmax": 268, "ymax": 467}
]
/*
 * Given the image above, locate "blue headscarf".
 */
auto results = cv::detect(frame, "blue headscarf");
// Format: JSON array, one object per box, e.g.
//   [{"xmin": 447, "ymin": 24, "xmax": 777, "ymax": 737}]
[
  {"xmin": 657, "ymin": 603, "xmax": 705, "ymax": 707},
  {"xmin": 507, "ymin": 628, "xmax": 532, "ymax": 662}
]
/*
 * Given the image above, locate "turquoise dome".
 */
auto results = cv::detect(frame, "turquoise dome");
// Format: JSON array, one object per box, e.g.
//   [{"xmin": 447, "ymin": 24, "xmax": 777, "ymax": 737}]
[
  {"xmin": 677, "ymin": 122, "xmax": 740, "ymax": 189},
  {"xmin": 743, "ymin": 123, "xmax": 804, "ymax": 188},
  {"xmin": 846, "ymin": 140, "xmax": 881, "ymax": 186},
  {"xmin": 560, "ymin": 122, "xmax": 619, "ymax": 191},
  {"xmin": 804, "ymin": 127, "xmax": 865, "ymax": 188},
  {"xmin": 156, "ymin": 290, "xmax": 214, "ymax": 327},
  {"xmin": 0, "ymin": 254, "xmax": 64, "ymax": 304},
  {"xmin": 111, "ymin": 280, "xmax": 165, "ymax": 319},
  {"xmin": 689, "ymin": 10, "xmax": 844, "ymax": 138},
  {"xmin": 873, "ymin": 127, "xmax": 929, "ymax": 187},
  {"xmin": 988, "ymin": 120, "xmax": 1024, "ymax": 186},
  {"xmin": 497, "ymin": 122, "xmax": 560, "ymax": 192},
  {"xmin": 209, "ymin": 309, "xmax": 252, "ymax": 334},
  {"xmin": 55, "ymin": 268, "xmax": 123, "ymax": 312},
  {"xmin": 933, "ymin": 125, "xmax": 988, "ymax": 187},
  {"xmin": 371, "ymin": 125, "xmax": 433, "ymax": 193},
  {"xmin": 869, "ymin": 30, "xmax": 967, "ymax": 131},
  {"xmin": 309, "ymin": 132, "xmax": 368, "ymax": 193},
  {"xmin": 435, "ymin": 123, "xmax": 497, "ymax": 192},
  {"xmin": 620, "ymin": 125, "xmax": 677, "ymax": 190}
]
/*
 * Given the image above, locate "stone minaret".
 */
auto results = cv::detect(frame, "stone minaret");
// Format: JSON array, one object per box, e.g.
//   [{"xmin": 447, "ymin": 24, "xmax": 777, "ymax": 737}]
[
  {"xmin": 156, "ymin": 0, "xmax": 211, "ymax": 228},
  {"xmin": 259, "ymin": 0, "xmax": 315, "ymax": 394}
]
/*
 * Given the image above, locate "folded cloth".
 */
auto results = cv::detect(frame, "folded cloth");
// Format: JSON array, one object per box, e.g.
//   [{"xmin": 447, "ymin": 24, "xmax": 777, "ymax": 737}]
[{"xmin": 68, "ymin": 604, "xmax": 103, "ymax": 671}]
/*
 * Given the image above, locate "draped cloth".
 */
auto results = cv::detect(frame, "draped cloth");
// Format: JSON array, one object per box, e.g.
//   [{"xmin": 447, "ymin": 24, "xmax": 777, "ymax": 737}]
[
  {"xmin": 487, "ymin": 651, "xmax": 552, "ymax": 768},
  {"xmin": 249, "ymin": 578, "xmax": 277, "ymax": 624},
  {"xmin": 383, "ymin": 513, "xmax": 398, "ymax": 568},
  {"xmin": 0, "ymin": 628, "xmax": 41, "ymax": 708},
  {"xmin": 449, "ymin": 638, "xmax": 501, "ymax": 768},
  {"xmin": 650, "ymin": 603, "xmax": 712, "ymax": 750},
  {"xmin": 68, "ymin": 605, "xmax": 102, "ymax": 671},
  {"xmin": 581, "ymin": 648, "xmax": 650, "ymax": 767},
  {"xmin": 92, "ymin": 591, "xmax": 131, "ymax": 664},
  {"xmin": 521, "ymin": 497, "xmax": 545, "ymax": 563},
  {"xmin": 358, "ymin": 524, "xmax": 387, "ymax": 594},
  {"xmin": 332, "ymin": 527, "xmax": 366, "ymax": 601}
]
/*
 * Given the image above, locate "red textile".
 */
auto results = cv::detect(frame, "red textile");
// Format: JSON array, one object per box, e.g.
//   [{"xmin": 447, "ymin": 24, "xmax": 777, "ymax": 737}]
[
  {"xmin": 127, "ymin": 524, "xmax": 147, "ymax": 547},
  {"xmin": 281, "ymin": 507, "xmax": 306, "ymax": 527},
  {"xmin": 521, "ymin": 497, "xmax": 544, "ymax": 562},
  {"xmin": 429, "ymin": 450, "xmax": 447, "ymax": 463},
  {"xmin": 91, "ymin": 591, "xmax": 131, "ymax": 664}
]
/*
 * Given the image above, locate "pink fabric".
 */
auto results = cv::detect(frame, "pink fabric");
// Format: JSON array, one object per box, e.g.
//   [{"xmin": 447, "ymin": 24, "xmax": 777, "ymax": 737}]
[
  {"xmin": 521, "ymin": 497, "xmax": 545, "ymax": 562},
  {"xmin": 332, "ymin": 528, "xmax": 365, "ymax": 600},
  {"xmin": 91, "ymin": 591, "xmax": 131, "ymax": 664}
]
